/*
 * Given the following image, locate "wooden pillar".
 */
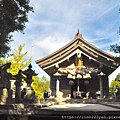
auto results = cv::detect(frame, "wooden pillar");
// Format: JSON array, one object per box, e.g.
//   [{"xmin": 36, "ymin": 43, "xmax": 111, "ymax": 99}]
[
  {"xmin": 77, "ymin": 79, "xmax": 79, "ymax": 92},
  {"xmin": 99, "ymin": 76, "xmax": 103, "ymax": 98},
  {"xmin": 54, "ymin": 71, "xmax": 60, "ymax": 98},
  {"xmin": 56, "ymin": 79, "xmax": 60, "ymax": 98},
  {"xmin": 99, "ymin": 64, "xmax": 104, "ymax": 98}
]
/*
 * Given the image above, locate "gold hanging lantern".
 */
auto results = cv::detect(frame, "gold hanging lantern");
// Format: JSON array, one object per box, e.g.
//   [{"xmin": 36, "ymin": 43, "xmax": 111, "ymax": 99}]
[{"xmin": 76, "ymin": 56, "xmax": 83, "ymax": 67}]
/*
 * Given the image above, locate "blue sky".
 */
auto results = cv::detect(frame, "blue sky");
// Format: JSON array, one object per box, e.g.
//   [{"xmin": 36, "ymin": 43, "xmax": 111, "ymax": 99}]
[{"xmin": 10, "ymin": 0, "xmax": 120, "ymax": 78}]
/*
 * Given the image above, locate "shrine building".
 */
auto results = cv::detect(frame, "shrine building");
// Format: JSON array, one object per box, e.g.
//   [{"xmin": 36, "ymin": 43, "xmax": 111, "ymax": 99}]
[{"xmin": 36, "ymin": 31, "xmax": 118, "ymax": 99}]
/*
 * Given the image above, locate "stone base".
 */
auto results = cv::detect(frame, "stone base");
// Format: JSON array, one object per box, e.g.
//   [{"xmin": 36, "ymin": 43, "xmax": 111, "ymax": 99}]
[
  {"xmin": 6, "ymin": 98, "xmax": 15, "ymax": 104},
  {"xmin": 15, "ymin": 98, "xmax": 23, "ymax": 103}
]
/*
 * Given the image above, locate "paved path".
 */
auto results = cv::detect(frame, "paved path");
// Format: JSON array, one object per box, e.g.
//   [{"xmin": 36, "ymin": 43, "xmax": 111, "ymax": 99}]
[
  {"xmin": 41, "ymin": 103, "xmax": 120, "ymax": 111},
  {"xmin": 1, "ymin": 102, "xmax": 120, "ymax": 120},
  {"xmin": 32, "ymin": 103, "xmax": 120, "ymax": 115},
  {"xmin": 31, "ymin": 103, "xmax": 120, "ymax": 120}
]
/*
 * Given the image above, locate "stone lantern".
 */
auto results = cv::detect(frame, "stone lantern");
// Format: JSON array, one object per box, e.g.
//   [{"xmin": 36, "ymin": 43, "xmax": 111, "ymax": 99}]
[
  {"xmin": 14, "ymin": 70, "xmax": 24, "ymax": 103},
  {"xmin": 22, "ymin": 64, "xmax": 38, "ymax": 104},
  {"xmin": 22, "ymin": 64, "xmax": 38, "ymax": 87}
]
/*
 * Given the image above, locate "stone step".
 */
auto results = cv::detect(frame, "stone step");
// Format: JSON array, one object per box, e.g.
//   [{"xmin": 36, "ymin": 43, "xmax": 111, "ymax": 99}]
[{"xmin": 0, "ymin": 104, "xmax": 24, "ymax": 110}]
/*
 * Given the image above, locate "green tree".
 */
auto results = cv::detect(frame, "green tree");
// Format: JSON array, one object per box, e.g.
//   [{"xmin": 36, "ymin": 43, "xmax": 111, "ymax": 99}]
[
  {"xmin": 109, "ymin": 42, "xmax": 120, "ymax": 96},
  {"xmin": 109, "ymin": 80, "xmax": 120, "ymax": 96},
  {"xmin": 109, "ymin": 73, "xmax": 120, "ymax": 97},
  {"xmin": 0, "ymin": 59, "xmax": 5, "ymax": 66},
  {"xmin": 109, "ymin": 72, "xmax": 120, "ymax": 96},
  {"xmin": 115, "ymin": 73, "xmax": 120, "ymax": 81},
  {"xmin": 41, "ymin": 75, "xmax": 48, "ymax": 82},
  {"xmin": 6, "ymin": 44, "xmax": 32, "ymax": 75},
  {"xmin": 109, "ymin": 44, "xmax": 120, "ymax": 64},
  {"xmin": 32, "ymin": 76, "xmax": 50, "ymax": 99},
  {"xmin": 0, "ymin": 0, "xmax": 34, "ymax": 57}
]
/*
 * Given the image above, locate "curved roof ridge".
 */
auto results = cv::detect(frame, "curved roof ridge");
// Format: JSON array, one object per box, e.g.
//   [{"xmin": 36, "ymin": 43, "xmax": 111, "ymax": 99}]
[
  {"xmin": 36, "ymin": 32, "xmax": 115, "ymax": 64},
  {"xmin": 36, "ymin": 34, "xmax": 77, "ymax": 63},
  {"xmin": 75, "ymin": 33, "xmax": 114, "ymax": 58}
]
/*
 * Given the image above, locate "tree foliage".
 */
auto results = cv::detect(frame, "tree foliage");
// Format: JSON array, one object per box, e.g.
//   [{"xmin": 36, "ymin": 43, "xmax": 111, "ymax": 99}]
[
  {"xmin": 6, "ymin": 44, "xmax": 32, "ymax": 75},
  {"xmin": 0, "ymin": 0, "xmax": 33, "ymax": 57},
  {"xmin": 109, "ymin": 44, "xmax": 120, "ymax": 64},
  {"xmin": 109, "ymin": 80, "xmax": 120, "ymax": 96},
  {"xmin": 0, "ymin": 59, "xmax": 5, "ymax": 66},
  {"xmin": 110, "ymin": 44, "xmax": 120, "ymax": 53},
  {"xmin": 109, "ymin": 43, "xmax": 120, "ymax": 96},
  {"xmin": 32, "ymin": 76, "xmax": 50, "ymax": 99},
  {"xmin": 115, "ymin": 73, "xmax": 120, "ymax": 81},
  {"xmin": 109, "ymin": 73, "xmax": 120, "ymax": 96}
]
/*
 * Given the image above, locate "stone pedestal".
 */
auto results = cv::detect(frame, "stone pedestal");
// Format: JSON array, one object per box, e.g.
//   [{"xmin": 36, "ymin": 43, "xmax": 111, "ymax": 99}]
[
  {"xmin": 15, "ymin": 83, "xmax": 22, "ymax": 103},
  {"xmin": 23, "ymin": 86, "xmax": 38, "ymax": 104},
  {"xmin": 14, "ymin": 70, "xmax": 23, "ymax": 103}
]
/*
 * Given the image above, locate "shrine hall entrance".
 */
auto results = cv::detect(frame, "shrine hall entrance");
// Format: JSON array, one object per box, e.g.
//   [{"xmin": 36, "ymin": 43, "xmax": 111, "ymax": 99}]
[{"xmin": 71, "ymin": 79, "xmax": 87, "ymax": 98}]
